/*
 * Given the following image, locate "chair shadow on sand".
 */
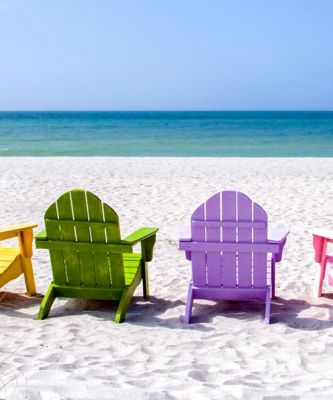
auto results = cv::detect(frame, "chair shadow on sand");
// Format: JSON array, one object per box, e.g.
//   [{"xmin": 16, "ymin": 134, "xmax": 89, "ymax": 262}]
[
  {"xmin": 40, "ymin": 295, "xmax": 215, "ymax": 331},
  {"xmin": 121, "ymin": 294, "xmax": 333, "ymax": 331},
  {"xmin": 0, "ymin": 291, "xmax": 44, "ymax": 319},
  {"xmin": 6, "ymin": 294, "xmax": 210, "ymax": 331},
  {"xmin": 180, "ymin": 296, "xmax": 333, "ymax": 331},
  {"xmin": 1, "ymin": 292, "xmax": 333, "ymax": 332},
  {"xmin": 273, "ymin": 295, "xmax": 333, "ymax": 331}
]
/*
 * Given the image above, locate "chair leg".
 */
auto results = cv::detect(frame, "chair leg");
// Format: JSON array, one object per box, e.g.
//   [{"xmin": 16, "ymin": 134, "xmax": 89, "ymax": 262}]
[
  {"xmin": 318, "ymin": 259, "xmax": 327, "ymax": 297},
  {"xmin": 327, "ymin": 258, "xmax": 333, "ymax": 286},
  {"xmin": 317, "ymin": 239, "xmax": 328, "ymax": 297},
  {"xmin": 141, "ymin": 260, "xmax": 149, "ymax": 299},
  {"xmin": 115, "ymin": 285, "xmax": 137, "ymax": 324},
  {"xmin": 22, "ymin": 258, "xmax": 36, "ymax": 296},
  {"xmin": 184, "ymin": 284, "xmax": 194, "ymax": 324},
  {"xmin": 271, "ymin": 259, "xmax": 276, "ymax": 299},
  {"xmin": 38, "ymin": 283, "xmax": 56, "ymax": 320},
  {"xmin": 264, "ymin": 287, "xmax": 271, "ymax": 324}
]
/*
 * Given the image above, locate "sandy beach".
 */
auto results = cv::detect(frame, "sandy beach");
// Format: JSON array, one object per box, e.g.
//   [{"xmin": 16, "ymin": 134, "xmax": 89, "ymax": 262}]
[{"xmin": 1, "ymin": 157, "xmax": 333, "ymax": 400}]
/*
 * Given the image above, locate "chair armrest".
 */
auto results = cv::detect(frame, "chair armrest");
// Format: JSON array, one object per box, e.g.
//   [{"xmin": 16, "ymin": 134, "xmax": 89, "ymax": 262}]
[
  {"xmin": 179, "ymin": 238, "xmax": 193, "ymax": 249},
  {"xmin": 267, "ymin": 226, "xmax": 289, "ymax": 243},
  {"xmin": 122, "ymin": 227, "xmax": 158, "ymax": 245},
  {"xmin": 179, "ymin": 239, "xmax": 193, "ymax": 261},
  {"xmin": 122, "ymin": 227, "xmax": 158, "ymax": 262},
  {"xmin": 35, "ymin": 229, "xmax": 48, "ymax": 243},
  {"xmin": 0, "ymin": 223, "xmax": 38, "ymax": 241},
  {"xmin": 267, "ymin": 227, "xmax": 289, "ymax": 262},
  {"xmin": 312, "ymin": 228, "xmax": 333, "ymax": 241}
]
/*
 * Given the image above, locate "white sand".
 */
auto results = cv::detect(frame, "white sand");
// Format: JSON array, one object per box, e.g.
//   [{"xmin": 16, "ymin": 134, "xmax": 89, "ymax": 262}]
[{"xmin": 0, "ymin": 157, "xmax": 333, "ymax": 400}]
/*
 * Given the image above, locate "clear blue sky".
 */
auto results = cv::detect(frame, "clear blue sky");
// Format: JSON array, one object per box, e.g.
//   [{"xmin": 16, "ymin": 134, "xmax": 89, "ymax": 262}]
[{"xmin": 0, "ymin": 0, "xmax": 332, "ymax": 110}]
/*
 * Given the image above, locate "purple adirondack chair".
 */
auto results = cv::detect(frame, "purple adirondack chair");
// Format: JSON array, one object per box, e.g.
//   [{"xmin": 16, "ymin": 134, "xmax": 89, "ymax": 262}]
[{"xmin": 179, "ymin": 191, "xmax": 288, "ymax": 324}]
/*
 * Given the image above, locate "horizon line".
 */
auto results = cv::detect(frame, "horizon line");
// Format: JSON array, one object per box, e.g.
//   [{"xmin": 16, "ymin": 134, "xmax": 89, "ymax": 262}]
[{"xmin": 0, "ymin": 109, "xmax": 333, "ymax": 113}]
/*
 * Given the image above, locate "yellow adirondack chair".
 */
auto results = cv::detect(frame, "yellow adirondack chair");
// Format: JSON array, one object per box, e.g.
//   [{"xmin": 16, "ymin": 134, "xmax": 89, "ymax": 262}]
[{"xmin": 0, "ymin": 223, "xmax": 38, "ymax": 296}]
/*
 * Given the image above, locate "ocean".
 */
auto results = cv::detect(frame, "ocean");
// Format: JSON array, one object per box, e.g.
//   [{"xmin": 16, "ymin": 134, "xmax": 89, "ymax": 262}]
[{"xmin": 0, "ymin": 111, "xmax": 332, "ymax": 156}]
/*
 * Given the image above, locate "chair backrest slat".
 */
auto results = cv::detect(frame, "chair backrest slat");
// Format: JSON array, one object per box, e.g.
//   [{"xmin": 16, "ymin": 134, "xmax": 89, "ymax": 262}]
[
  {"xmin": 191, "ymin": 204, "xmax": 206, "ymax": 287},
  {"xmin": 206, "ymin": 193, "xmax": 221, "ymax": 287},
  {"xmin": 221, "ymin": 191, "xmax": 237, "ymax": 287},
  {"xmin": 55, "ymin": 191, "xmax": 81, "ymax": 286},
  {"xmin": 253, "ymin": 202, "xmax": 268, "ymax": 287},
  {"xmin": 71, "ymin": 190, "xmax": 95, "ymax": 287},
  {"xmin": 44, "ymin": 202, "xmax": 67, "ymax": 285},
  {"xmin": 237, "ymin": 192, "xmax": 253, "ymax": 288},
  {"xmin": 84, "ymin": 191, "xmax": 112, "ymax": 288},
  {"xmin": 99, "ymin": 195, "xmax": 125, "ymax": 288}
]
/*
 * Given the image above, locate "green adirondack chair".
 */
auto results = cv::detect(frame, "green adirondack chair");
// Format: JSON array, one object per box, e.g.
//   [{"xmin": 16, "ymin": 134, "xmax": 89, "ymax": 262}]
[{"xmin": 35, "ymin": 189, "xmax": 158, "ymax": 323}]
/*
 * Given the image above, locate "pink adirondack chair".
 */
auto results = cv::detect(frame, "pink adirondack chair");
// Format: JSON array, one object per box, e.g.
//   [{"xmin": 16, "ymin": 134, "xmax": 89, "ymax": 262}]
[
  {"xmin": 179, "ymin": 191, "xmax": 288, "ymax": 324},
  {"xmin": 312, "ymin": 229, "xmax": 333, "ymax": 297}
]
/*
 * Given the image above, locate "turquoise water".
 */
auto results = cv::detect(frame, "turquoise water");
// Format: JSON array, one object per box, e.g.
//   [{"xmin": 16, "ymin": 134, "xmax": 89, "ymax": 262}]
[{"xmin": 0, "ymin": 111, "xmax": 332, "ymax": 156}]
